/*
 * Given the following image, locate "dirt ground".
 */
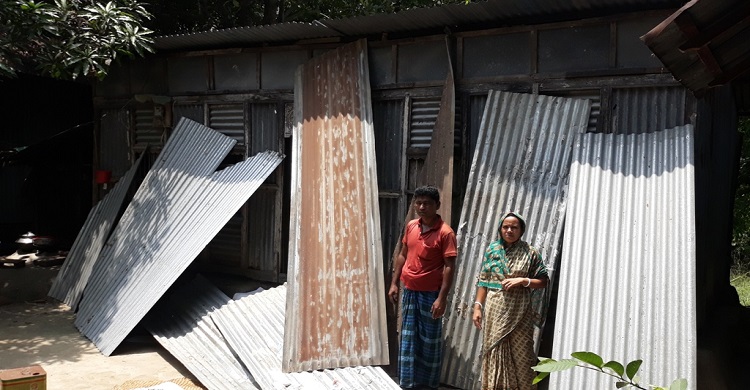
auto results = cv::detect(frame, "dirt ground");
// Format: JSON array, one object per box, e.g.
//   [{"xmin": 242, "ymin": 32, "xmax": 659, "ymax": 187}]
[{"xmin": 0, "ymin": 264, "xmax": 204, "ymax": 389}]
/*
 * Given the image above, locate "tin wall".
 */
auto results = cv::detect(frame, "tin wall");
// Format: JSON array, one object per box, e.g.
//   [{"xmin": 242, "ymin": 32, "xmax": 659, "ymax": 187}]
[
  {"xmin": 284, "ymin": 39, "xmax": 389, "ymax": 371},
  {"xmin": 441, "ymin": 91, "xmax": 592, "ymax": 389},
  {"xmin": 609, "ymin": 86, "xmax": 693, "ymax": 134},
  {"xmin": 550, "ymin": 125, "xmax": 696, "ymax": 389}
]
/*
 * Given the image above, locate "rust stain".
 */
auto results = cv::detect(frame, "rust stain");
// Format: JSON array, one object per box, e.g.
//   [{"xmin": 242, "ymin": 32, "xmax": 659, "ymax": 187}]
[{"xmin": 286, "ymin": 39, "xmax": 386, "ymax": 371}]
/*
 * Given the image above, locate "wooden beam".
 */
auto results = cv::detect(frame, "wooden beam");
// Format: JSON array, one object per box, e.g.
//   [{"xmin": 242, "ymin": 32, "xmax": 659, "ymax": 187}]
[{"xmin": 679, "ymin": 2, "xmax": 750, "ymax": 51}]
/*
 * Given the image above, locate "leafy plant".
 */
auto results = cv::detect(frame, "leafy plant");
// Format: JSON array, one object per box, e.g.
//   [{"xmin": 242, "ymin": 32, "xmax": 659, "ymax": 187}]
[
  {"xmin": 531, "ymin": 351, "xmax": 687, "ymax": 390},
  {"xmin": 0, "ymin": 0, "xmax": 153, "ymax": 80}
]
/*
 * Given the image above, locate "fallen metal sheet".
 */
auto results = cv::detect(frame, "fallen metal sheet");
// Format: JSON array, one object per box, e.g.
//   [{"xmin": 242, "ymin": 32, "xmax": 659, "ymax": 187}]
[
  {"xmin": 285, "ymin": 39, "xmax": 388, "ymax": 372},
  {"xmin": 144, "ymin": 275, "xmax": 259, "ymax": 390},
  {"xmin": 48, "ymin": 150, "xmax": 148, "ymax": 309},
  {"xmin": 75, "ymin": 117, "xmax": 284, "ymax": 356},
  {"xmin": 549, "ymin": 126, "xmax": 696, "ymax": 389},
  {"xmin": 441, "ymin": 91, "xmax": 592, "ymax": 390},
  {"xmin": 212, "ymin": 283, "xmax": 401, "ymax": 390}
]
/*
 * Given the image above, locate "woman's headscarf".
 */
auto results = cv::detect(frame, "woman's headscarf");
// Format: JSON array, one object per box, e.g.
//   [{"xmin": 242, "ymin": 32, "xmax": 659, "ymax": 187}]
[{"xmin": 498, "ymin": 211, "xmax": 526, "ymax": 239}]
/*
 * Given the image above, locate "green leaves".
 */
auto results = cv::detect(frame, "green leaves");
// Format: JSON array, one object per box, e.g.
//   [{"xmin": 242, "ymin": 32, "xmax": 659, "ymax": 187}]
[
  {"xmin": 626, "ymin": 359, "xmax": 643, "ymax": 380},
  {"xmin": 530, "ymin": 352, "xmax": 685, "ymax": 390},
  {"xmin": 0, "ymin": 0, "xmax": 153, "ymax": 80},
  {"xmin": 603, "ymin": 361, "xmax": 625, "ymax": 377},
  {"xmin": 571, "ymin": 351, "xmax": 604, "ymax": 368},
  {"xmin": 531, "ymin": 358, "xmax": 578, "ymax": 372}
]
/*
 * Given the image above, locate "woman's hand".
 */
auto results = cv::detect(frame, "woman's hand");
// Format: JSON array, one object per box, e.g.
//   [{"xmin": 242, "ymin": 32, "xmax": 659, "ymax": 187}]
[
  {"xmin": 472, "ymin": 305, "xmax": 483, "ymax": 329},
  {"xmin": 501, "ymin": 277, "xmax": 528, "ymax": 291}
]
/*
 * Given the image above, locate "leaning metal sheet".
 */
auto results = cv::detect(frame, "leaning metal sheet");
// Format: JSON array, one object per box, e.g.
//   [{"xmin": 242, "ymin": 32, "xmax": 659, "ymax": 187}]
[
  {"xmin": 48, "ymin": 150, "xmax": 147, "ymax": 309},
  {"xmin": 441, "ymin": 91, "xmax": 591, "ymax": 389},
  {"xmin": 549, "ymin": 126, "xmax": 696, "ymax": 389},
  {"xmin": 284, "ymin": 39, "xmax": 388, "ymax": 372},
  {"xmin": 212, "ymin": 284, "xmax": 400, "ymax": 390},
  {"xmin": 75, "ymin": 118, "xmax": 284, "ymax": 356}
]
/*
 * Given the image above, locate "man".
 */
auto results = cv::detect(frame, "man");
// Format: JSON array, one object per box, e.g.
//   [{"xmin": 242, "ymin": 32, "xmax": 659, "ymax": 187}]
[{"xmin": 388, "ymin": 185, "xmax": 457, "ymax": 389}]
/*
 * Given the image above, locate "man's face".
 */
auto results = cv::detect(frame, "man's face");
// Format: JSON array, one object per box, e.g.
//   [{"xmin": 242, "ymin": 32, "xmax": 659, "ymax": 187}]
[
  {"xmin": 500, "ymin": 216, "xmax": 522, "ymax": 244},
  {"xmin": 414, "ymin": 196, "xmax": 439, "ymax": 219}
]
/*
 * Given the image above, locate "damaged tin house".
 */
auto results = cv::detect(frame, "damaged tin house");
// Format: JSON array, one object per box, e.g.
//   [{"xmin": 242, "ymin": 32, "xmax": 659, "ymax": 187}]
[{"xmin": 46, "ymin": 0, "xmax": 750, "ymax": 389}]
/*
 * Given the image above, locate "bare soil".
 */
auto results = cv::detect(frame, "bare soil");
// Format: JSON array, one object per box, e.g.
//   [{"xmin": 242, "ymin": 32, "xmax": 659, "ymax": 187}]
[{"xmin": 0, "ymin": 264, "xmax": 202, "ymax": 389}]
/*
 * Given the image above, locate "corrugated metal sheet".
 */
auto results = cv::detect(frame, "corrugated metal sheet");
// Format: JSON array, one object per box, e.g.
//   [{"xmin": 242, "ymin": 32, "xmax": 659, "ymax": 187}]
[
  {"xmin": 247, "ymin": 188, "xmax": 278, "ymax": 272},
  {"xmin": 145, "ymin": 275, "xmax": 259, "ymax": 390},
  {"xmin": 209, "ymin": 104, "xmax": 246, "ymax": 145},
  {"xmin": 48, "ymin": 151, "xmax": 148, "ymax": 308},
  {"xmin": 154, "ymin": 22, "xmax": 338, "ymax": 51},
  {"xmin": 208, "ymin": 210, "xmax": 244, "ymax": 268},
  {"xmin": 410, "ymin": 97, "xmax": 441, "ymax": 148},
  {"xmin": 134, "ymin": 107, "xmax": 166, "ymax": 147},
  {"xmin": 610, "ymin": 86, "xmax": 692, "ymax": 134},
  {"xmin": 285, "ymin": 39, "xmax": 388, "ymax": 371},
  {"xmin": 549, "ymin": 125, "xmax": 696, "ymax": 389},
  {"xmin": 441, "ymin": 90, "xmax": 592, "ymax": 390},
  {"xmin": 75, "ymin": 118, "xmax": 284, "ymax": 356},
  {"xmin": 212, "ymin": 283, "xmax": 401, "ymax": 390},
  {"xmin": 409, "ymin": 97, "xmax": 461, "ymax": 151},
  {"xmin": 250, "ymin": 103, "xmax": 281, "ymax": 154},
  {"xmin": 153, "ymin": 0, "xmax": 683, "ymax": 52}
]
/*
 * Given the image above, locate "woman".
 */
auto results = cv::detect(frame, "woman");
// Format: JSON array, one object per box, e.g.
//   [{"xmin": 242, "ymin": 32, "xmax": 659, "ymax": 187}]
[{"xmin": 472, "ymin": 212, "xmax": 548, "ymax": 390}]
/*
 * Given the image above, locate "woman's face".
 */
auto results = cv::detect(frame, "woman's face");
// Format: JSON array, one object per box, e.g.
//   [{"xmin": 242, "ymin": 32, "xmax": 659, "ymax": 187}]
[{"xmin": 500, "ymin": 216, "xmax": 522, "ymax": 244}]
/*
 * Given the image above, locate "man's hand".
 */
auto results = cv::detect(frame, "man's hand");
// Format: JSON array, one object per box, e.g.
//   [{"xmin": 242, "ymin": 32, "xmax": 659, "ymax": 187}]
[
  {"xmin": 431, "ymin": 296, "xmax": 446, "ymax": 319},
  {"xmin": 388, "ymin": 284, "xmax": 399, "ymax": 305}
]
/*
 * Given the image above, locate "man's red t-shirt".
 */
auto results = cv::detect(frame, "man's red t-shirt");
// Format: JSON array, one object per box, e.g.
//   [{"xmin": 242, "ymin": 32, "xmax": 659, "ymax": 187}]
[{"xmin": 400, "ymin": 215, "xmax": 458, "ymax": 292}]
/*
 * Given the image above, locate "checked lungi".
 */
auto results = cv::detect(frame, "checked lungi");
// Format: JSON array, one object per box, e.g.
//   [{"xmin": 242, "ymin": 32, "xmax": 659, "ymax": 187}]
[{"xmin": 399, "ymin": 288, "xmax": 442, "ymax": 389}]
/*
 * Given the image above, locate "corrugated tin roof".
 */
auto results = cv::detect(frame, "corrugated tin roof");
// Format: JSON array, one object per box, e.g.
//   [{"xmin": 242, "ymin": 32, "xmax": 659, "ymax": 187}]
[
  {"xmin": 48, "ymin": 150, "xmax": 148, "ymax": 309},
  {"xmin": 642, "ymin": 0, "xmax": 750, "ymax": 96},
  {"xmin": 549, "ymin": 125, "xmax": 696, "ymax": 388},
  {"xmin": 145, "ymin": 275, "xmax": 259, "ymax": 390},
  {"xmin": 154, "ymin": 0, "xmax": 684, "ymax": 51},
  {"xmin": 441, "ymin": 90, "xmax": 592, "ymax": 390},
  {"xmin": 212, "ymin": 283, "xmax": 401, "ymax": 389},
  {"xmin": 284, "ymin": 39, "xmax": 389, "ymax": 372},
  {"xmin": 154, "ymin": 22, "xmax": 338, "ymax": 51},
  {"xmin": 74, "ymin": 117, "xmax": 284, "ymax": 356}
]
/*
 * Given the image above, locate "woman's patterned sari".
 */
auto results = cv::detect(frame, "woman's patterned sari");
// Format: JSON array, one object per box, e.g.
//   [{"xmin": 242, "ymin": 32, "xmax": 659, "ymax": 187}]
[{"xmin": 477, "ymin": 237, "xmax": 547, "ymax": 390}]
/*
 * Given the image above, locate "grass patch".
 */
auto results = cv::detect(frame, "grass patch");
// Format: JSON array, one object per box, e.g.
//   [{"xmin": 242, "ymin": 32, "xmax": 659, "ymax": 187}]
[{"xmin": 731, "ymin": 269, "xmax": 750, "ymax": 307}]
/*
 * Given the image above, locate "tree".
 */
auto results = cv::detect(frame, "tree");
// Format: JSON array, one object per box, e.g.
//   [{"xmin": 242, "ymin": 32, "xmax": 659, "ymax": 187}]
[
  {"xmin": 732, "ymin": 118, "xmax": 750, "ymax": 269},
  {"xmin": 0, "ymin": 0, "xmax": 154, "ymax": 80}
]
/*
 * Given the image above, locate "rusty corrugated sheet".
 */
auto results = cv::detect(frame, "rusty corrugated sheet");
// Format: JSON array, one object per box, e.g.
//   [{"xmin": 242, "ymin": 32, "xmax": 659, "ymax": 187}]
[
  {"xmin": 145, "ymin": 275, "xmax": 259, "ymax": 390},
  {"xmin": 549, "ymin": 125, "xmax": 696, "ymax": 389},
  {"xmin": 441, "ymin": 91, "xmax": 591, "ymax": 390},
  {"xmin": 212, "ymin": 283, "xmax": 400, "ymax": 390},
  {"xmin": 284, "ymin": 39, "xmax": 388, "ymax": 372},
  {"xmin": 48, "ymin": 150, "xmax": 148, "ymax": 308},
  {"xmin": 75, "ymin": 118, "xmax": 284, "ymax": 356}
]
